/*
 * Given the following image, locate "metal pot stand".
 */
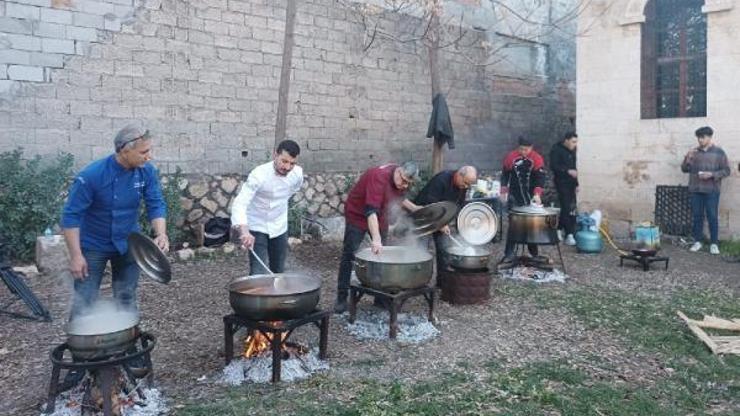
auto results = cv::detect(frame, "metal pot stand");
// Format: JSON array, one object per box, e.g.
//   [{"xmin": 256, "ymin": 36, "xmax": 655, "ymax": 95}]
[
  {"xmin": 223, "ymin": 309, "xmax": 330, "ymax": 383},
  {"xmin": 347, "ymin": 283, "xmax": 435, "ymax": 340},
  {"xmin": 496, "ymin": 242, "xmax": 567, "ymax": 274}
]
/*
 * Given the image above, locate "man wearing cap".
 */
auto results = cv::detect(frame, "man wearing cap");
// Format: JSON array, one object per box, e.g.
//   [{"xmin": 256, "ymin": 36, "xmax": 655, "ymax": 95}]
[
  {"xmin": 414, "ymin": 166, "xmax": 478, "ymax": 277},
  {"xmin": 62, "ymin": 124, "xmax": 168, "ymax": 318},
  {"xmin": 334, "ymin": 162, "xmax": 422, "ymax": 314},
  {"xmin": 500, "ymin": 137, "xmax": 546, "ymax": 261},
  {"xmin": 231, "ymin": 139, "xmax": 303, "ymax": 274}
]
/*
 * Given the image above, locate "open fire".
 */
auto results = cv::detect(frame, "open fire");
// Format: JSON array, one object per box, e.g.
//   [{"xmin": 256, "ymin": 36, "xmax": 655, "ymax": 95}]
[{"xmin": 242, "ymin": 329, "xmax": 307, "ymax": 359}]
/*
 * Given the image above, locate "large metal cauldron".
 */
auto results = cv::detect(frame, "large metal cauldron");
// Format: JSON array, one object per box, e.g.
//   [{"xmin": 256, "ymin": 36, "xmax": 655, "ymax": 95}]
[
  {"xmin": 65, "ymin": 311, "xmax": 140, "ymax": 360},
  {"xmin": 229, "ymin": 273, "xmax": 321, "ymax": 320},
  {"xmin": 508, "ymin": 206, "xmax": 560, "ymax": 244},
  {"xmin": 354, "ymin": 246, "xmax": 432, "ymax": 292},
  {"xmin": 444, "ymin": 245, "xmax": 491, "ymax": 270}
]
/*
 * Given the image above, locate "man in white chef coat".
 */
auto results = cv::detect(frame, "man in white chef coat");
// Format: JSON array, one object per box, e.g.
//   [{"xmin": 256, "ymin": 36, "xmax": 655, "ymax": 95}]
[{"xmin": 231, "ymin": 140, "xmax": 303, "ymax": 274}]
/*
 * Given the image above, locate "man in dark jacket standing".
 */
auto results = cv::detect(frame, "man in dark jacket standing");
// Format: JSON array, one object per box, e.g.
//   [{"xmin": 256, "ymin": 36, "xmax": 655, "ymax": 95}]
[
  {"xmin": 549, "ymin": 132, "xmax": 579, "ymax": 246},
  {"xmin": 414, "ymin": 166, "xmax": 478, "ymax": 276},
  {"xmin": 681, "ymin": 126, "xmax": 731, "ymax": 255},
  {"xmin": 501, "ymin": 137, "xmax": 546, "ymax": 260}
]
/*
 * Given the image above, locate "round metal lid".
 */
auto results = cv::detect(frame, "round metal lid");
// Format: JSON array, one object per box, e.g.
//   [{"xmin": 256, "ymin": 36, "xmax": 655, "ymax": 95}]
[
  {"xmin": 409, "ymin": 201, "xmax": 459, "ymax": 237},
  {"xmin": 457, "ymin": 202, "xmax": 498, "ymax": 246},
  {"xmin": 510, "ymin": 205, "xmax": 560, "ymax": 215},
  {"xmin": 127, "ymin": 232, "xmax": 171, "ymax": 284}
]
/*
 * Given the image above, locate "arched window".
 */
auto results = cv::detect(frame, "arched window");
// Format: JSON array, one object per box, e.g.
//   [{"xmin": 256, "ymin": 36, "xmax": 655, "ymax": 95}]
[{"xmin": 641, "ymin": 0, "xmax": 707, "ymax": 118}]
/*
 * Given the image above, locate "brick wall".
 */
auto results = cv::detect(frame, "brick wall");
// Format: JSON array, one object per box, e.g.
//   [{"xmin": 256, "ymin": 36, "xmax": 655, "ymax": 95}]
[{"xmin": 0, "ymin": 0, "xmax": 575, "ymax": 175}]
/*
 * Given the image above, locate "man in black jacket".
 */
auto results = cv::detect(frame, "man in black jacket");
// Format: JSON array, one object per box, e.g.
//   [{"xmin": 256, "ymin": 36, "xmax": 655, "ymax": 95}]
[
  {"xmin": 414, "ymin": 166, "xmax": 477, "ymax": 277},
  {"xmin": 549, "ymin": 132, "xmax": 579, "ymax": 245}
]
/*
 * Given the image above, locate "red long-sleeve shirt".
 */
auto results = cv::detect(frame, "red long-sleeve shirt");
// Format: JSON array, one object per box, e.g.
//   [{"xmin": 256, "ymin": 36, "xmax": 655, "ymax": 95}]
[{"xmin": 344, "ymin": 164, "xmax": 406, "ymax": 232}]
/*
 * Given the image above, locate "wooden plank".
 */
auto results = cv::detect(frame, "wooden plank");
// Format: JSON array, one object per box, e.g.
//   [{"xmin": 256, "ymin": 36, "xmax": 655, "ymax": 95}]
[
  {"xmin": 700, "ymin": 315, "xmax": 740, "ymax": 331},
  {"xmin": 677, "ymin": 311, "xmax": 720, "ymax": 354},
  {"xmin": 710, "ymin": 336, "xmax": 740, "ymax": 342}
]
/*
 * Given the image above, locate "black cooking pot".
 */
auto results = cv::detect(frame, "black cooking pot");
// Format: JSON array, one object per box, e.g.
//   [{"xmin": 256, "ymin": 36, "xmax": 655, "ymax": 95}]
[{"xmin": 507, "ymin": 206, "xmax": 560, "ymax": 244}]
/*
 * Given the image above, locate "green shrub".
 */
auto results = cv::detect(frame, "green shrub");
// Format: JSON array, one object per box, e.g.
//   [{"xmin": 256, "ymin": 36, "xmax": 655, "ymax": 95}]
[
  {"xmin": 0, "ymin": 149, "xmax": 75, "ymax": 262},
  {"xmin": 139, "ymin": 166, "xmax": 186, "ymax": 248},
  {"xmin": 288, "ymin": 199, "xmax": 307, "ymax": 237}
]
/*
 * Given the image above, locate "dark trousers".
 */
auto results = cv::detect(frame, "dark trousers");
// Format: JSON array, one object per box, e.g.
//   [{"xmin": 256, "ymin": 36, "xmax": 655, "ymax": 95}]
[
  {"xmin": 336, "ymin": 222, "xmax": 386, "ymax": 301},
  {"xmin": 432, "ymin": 231, "xmax": 448, "ymax": 272},
  {"xmin": 556, "ymin": 183, "xmax": 577, "ymax": 236},
  {"xmin": 504, "ymin": 235, "xmax": 538, "ymax": 258},
  {"xmin": 690, "ymin": 192, "xmax": 720, "ymax": 244},
  {"xmin": 71, "ymin": 249, "xmax": 140, "ymax": 319},
  {"xmin": 249, "ymin": 231, "xmax": 288, "ymax": 275}
]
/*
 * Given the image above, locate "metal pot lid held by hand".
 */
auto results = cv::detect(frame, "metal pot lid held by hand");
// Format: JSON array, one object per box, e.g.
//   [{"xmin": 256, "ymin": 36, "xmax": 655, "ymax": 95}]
[
  {"xmin": 409, "ymin": 201, "xmax": 459, "ymax": 237},
  {"xmin": 128, "ymin": 232, "xmax": 171, "ymax": 284},
  {"xmin": 457, "ymin": 202, "xmax": 498, "ymax": 246}
]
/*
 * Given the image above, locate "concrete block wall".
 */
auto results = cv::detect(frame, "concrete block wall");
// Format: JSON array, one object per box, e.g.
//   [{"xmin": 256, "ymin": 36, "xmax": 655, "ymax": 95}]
[{"xmin": 0, "ymin": 0, "xmax": 575, "ymax": 177}]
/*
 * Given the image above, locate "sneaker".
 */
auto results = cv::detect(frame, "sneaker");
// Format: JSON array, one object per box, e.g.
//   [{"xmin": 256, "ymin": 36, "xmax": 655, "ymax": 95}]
[
  {"xmin": 556, "ymin": 230, "xmax": 564, "ymax": 241},
  {"xmin": 689, "ymin": 242, "xmax": 702, "ymax": 252},
  {"xmin": 709, "ymin": 244, "xmax": 720, "ymax": 255},
  {"xmin": 564, "ymin": 234, "xmax": 576, "ymax": 246}
]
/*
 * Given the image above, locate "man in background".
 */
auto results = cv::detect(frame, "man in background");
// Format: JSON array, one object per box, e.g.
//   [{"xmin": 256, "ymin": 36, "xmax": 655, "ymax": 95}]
[
  {"xmin": 500, "ymin": 137, "xmax": 546, "ymax": 261},
  {"xmin": 681, "ymin": 126, "xmax": 731, "ymax": 255},
  {"xmin": 549, "ymin": 132, "xmax": 579, "ymax": 246}
]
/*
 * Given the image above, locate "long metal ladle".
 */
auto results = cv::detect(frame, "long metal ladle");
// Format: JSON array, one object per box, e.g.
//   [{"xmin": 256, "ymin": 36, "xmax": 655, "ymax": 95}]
[{"xmin": 248, "ymin": 247, "xmax": 274, "ymax": 275}]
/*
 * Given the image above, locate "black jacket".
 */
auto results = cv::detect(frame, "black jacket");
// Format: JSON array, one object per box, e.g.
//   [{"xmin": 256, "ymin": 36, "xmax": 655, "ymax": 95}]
[
  {"xmin": 414, "ymin": 170, "xmax": 465, "ymax": 206},
  {"xmin": 426, "ymin": 94, "xmax": 455, "ymax": 149},
  {"xmin": 549, "ymin": 142, "xmax": 578, "ymax": 188}
]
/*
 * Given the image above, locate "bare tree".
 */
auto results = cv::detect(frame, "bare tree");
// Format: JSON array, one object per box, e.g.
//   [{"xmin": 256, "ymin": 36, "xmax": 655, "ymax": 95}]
[{"xmin": 338, "ymin": 0, "xmax": 593, "ymax": 173}]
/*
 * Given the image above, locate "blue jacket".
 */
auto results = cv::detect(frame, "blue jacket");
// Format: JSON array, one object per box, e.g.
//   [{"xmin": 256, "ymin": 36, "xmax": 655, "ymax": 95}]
[{"xmin": 62, "ymin": 155, "xmax": 166, "ymax": 254}]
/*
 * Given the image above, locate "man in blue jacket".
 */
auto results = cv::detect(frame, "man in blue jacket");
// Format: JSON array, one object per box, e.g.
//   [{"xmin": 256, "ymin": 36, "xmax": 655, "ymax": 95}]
[{"xmin": 62, "ymin": 124, "xmax": 168, "ymax": 318}]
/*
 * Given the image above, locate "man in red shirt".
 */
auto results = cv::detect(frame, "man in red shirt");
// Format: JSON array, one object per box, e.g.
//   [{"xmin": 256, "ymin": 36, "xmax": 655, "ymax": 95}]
[
  {"xmin": 335, "ymin": 162, "xmax": 421, "ymax": 313},
  {"xmin": 500, "ymin": 137, "xmax": 546, "ymax": 261}
]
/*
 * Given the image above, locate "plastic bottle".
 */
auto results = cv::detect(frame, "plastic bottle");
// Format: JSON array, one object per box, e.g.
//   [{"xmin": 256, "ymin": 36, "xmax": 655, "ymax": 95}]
[{"xmin": 44, "ymin": 227, "xmax": 54, "ymax": 242}]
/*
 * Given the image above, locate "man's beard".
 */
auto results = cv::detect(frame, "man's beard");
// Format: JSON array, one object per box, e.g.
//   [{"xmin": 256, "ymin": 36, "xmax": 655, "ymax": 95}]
[{"xmin": 274, "ymin": 162, "xmax": 289, "ymax": 176}]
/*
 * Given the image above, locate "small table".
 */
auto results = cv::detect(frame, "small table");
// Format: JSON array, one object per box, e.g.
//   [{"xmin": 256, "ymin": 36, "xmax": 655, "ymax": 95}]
[
  {"xmin": 348, "ymin": 284, "xmax": 435, "ymax": 339},
  {"xmin": 619, "ymin": 254, "xmax": 669, "ymax": 271}
]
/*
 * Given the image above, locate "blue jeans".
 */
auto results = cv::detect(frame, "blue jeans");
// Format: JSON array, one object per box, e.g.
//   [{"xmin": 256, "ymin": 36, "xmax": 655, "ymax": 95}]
[
  {"xmin": 691, "ymin": 192, "xmax": 720, "ymax": 244},
  {"xmin": 249, "ymin": 231, "xmax": 288, "ymax": 275},
  {"xmin": 70, "ymin": 249, "xmax": 140, "ymax": 319}
]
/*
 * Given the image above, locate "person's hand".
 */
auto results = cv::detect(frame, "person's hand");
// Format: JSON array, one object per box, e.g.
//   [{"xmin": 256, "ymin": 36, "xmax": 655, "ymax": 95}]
[
  {"xmin": 567, "ymin": 169, "xmax": 578, "ymax": 179},
  {"xmin": 153, "ymin": 234, "xmax": 169, "ymax": 253},
  {"xmin": 239, "ymin": 230, "xmax": 255, "ymax": 249},
  {"xmin": 686, "ymin": 149, "xmax": 698, "ymax": 162},
  {"xmin": 531, "ymin": 194, "xmax": 542, "ymax": 205},
  {"xmin": 698, "ymin": 171, "xmax": 713, "ymax": 180},
  {"xmin": 500, "ymin": 188, "xmax": 508, "ymax": 203},
  {"xmin": 69, "ymin": 255, "xmax": 88, "ymax": 280},
  {"xmin": 440, "ymin": 225, "xmax": 451, "ymax": 236},
  {"xmin": 371, "ymin": 238, "xmax": 383, "ymax": 255}
]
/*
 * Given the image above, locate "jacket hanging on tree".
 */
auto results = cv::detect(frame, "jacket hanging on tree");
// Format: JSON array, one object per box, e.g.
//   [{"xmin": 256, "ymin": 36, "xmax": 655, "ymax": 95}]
[{"xmin": 426, "ymin": 93, "xmax": 455, "ymax": 149}]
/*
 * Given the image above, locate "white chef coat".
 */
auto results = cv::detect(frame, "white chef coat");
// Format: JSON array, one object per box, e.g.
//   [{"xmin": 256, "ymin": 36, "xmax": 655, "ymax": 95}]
[{"xmin": 230, "ymin": 161, "xmax": 303, "ymax": 238}]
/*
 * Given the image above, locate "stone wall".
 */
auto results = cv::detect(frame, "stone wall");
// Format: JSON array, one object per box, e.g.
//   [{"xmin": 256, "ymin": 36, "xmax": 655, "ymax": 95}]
[
  {"xmin": 179, "ymin": 171, "xmax": 356, "ymax": 231},
  {"xmin": 1, "ymin": 0, "xmax": 576, "ymax": 176}
]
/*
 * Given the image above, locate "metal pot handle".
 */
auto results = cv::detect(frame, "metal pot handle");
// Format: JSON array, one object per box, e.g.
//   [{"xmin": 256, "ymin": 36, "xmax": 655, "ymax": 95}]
[
  {"xmin": 546, "ymin": 215, "xmax": 559, "ymax": 229},
  {"xmin": 281, "ymin": 299, "xmax": 298, "ymax": 305},
  {"xmin": 354, "ymin": 260, "xmax": 366, "ymax": 269}
]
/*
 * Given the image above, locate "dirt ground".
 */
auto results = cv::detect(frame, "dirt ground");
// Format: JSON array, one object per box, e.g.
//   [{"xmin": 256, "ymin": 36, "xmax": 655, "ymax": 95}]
[{"xmin": 1, "ymin": 239, "xmax": 738, "ymax": 415}]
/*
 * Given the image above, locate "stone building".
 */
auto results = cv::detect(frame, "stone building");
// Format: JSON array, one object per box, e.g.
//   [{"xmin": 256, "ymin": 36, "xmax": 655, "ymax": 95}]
[
  {"xmin": 0, "ymin": 0, "xmax": 576, "ymax": 227},
  {"xmin": 577, "ymin": 0, "xmax": 739, "ymax": 238}
]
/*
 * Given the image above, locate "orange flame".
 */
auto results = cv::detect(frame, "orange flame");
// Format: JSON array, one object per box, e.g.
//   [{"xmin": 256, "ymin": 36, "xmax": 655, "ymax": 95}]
[{"xmin": 242, "ymin": 331, "xmax": 288, "ymax": 358}]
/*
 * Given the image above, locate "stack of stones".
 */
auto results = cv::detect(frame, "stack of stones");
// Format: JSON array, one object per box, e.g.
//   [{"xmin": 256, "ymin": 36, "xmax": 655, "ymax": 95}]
[{"xmin": 176, "ymin": 172, "xmax": 358, "ymax": 231}]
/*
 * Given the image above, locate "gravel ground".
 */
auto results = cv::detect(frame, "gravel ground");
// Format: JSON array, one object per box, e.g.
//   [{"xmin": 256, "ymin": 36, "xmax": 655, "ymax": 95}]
[{"xmin": 1, "ymin": 239, "xmax": 738, "ymax": 415}]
